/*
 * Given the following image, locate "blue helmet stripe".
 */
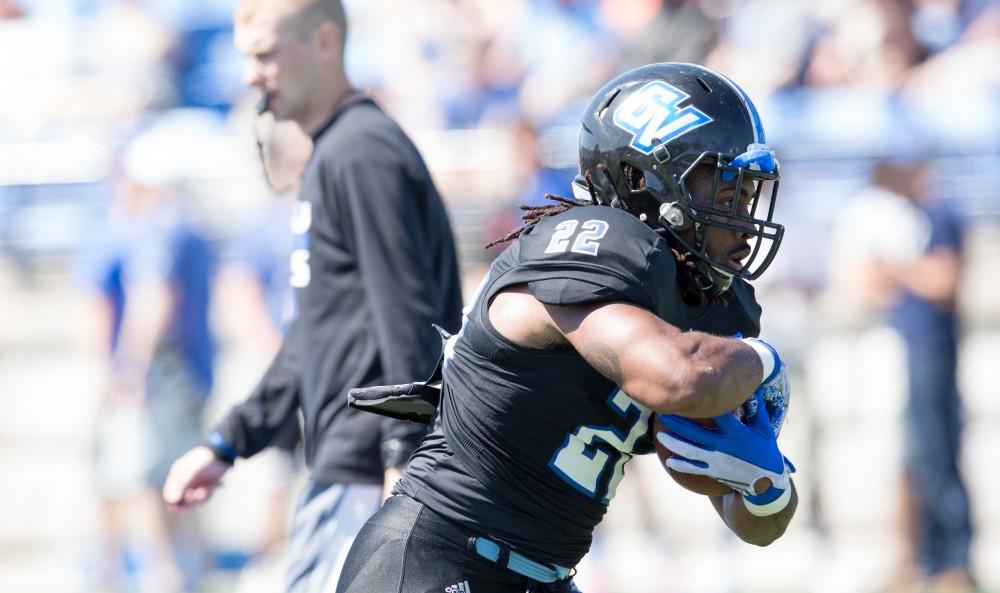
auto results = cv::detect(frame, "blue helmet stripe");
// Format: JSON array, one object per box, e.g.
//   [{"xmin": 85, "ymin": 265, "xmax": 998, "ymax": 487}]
[{"xmin": 701, "ymin": 66, "xmax": 765, "ymax": 144}]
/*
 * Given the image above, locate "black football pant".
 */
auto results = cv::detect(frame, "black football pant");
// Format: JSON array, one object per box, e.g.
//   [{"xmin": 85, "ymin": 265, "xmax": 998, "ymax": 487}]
[{"xmin": 335, "ymin": 495, "xmax": 579, "ymax": 593}]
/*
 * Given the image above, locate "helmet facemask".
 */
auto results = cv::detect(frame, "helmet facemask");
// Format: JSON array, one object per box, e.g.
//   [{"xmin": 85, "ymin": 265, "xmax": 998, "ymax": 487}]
[{"xmin": 618, "ymin": 144, "xmax": 784, "ymax": 294}]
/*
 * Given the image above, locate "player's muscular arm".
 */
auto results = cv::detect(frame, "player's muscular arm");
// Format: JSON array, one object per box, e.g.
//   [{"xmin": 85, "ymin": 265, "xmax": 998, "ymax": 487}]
[
  {"xmin": 710, "ymin": 482, "xmax": 798, "ymax": 546},
  {"xmin": 489, "ymin": 286, "xmax": 762, "ymax": 416}
]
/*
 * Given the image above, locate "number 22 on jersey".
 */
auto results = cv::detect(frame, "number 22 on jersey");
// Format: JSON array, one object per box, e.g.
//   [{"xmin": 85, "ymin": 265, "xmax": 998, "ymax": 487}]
[
  {"xmin": 544, "ymin": 219, "xmax": 610, "ymax": 256},
  {"xmin": 549, "ymin": 389, "xmax": 651, "ymax": 505}
]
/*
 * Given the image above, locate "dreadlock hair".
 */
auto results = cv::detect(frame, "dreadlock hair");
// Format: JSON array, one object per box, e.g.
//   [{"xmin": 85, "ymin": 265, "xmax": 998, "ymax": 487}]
[
  {"xmin": 484, "ymin": 193, "xmax": 589, "ymax": 249},
  {"xmin": 622, "ymin": 162, "xmax": 728, "ymax": 308},
  {"xmin": 668, "ymin": 242, "xmax": 728, "ymax": 308}
]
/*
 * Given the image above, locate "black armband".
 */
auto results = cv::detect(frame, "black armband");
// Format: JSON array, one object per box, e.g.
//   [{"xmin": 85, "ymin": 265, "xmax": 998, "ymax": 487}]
[{"xmin": 381, "ymin": 437, "xmax": 418, "ymax": 469}]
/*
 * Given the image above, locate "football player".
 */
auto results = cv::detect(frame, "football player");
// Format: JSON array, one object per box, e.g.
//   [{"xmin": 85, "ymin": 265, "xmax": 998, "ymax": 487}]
[{"xmin": 338, "ymin": 62, "xmax": 797, "ymax": 593}]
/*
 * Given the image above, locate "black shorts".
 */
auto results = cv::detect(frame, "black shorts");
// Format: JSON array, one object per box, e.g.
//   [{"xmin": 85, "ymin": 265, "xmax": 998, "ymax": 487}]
[{"xmin": 335, "ymin": 495, "xmax": 579, "ymax": 593}]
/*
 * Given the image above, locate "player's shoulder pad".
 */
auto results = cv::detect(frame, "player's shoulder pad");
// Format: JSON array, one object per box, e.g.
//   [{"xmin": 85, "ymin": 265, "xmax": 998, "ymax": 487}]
[
  {"xmin": 517, "ymin": 205, "xmax": 664, "ymax": 273},
  {"xmin": 499, "ymin": 205, "xmax": 678, "ymax": 311}
]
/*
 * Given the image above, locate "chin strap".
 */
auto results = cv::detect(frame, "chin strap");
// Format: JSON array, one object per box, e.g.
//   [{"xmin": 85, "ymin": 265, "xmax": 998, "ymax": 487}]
[
  {"xmin": 705, "ymin": 262, "xmax": 734, "ymax": 295},
  {"xmin": 690, "ymin": 258, "xmax": 732, "ymax": 296}
]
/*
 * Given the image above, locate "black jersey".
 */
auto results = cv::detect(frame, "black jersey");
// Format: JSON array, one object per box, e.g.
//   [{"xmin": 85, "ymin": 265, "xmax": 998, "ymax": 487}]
[
  {"xmin": 396, "ymin": 205, "xmax": 760, "ymax": 567},
  {"xmin": 213, "ymin": 96, "xmax": 463, "ymax": 484}
]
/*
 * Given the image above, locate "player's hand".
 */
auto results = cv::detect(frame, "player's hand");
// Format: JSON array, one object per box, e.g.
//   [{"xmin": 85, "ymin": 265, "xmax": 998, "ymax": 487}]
[
  {"xmin": 656, "ymin": 392, "xmax": 793, "ymax": 497},
  {"xmin": 162, "ymin": 446, "xmax": 230, "ymax": 511},
  {"xmin": 740, "ymin": 363, "xmax": 790, "ymax": 437},
  {"xmin": 735, "ymin": 336, "xmax": 790, "ymax": 436}
]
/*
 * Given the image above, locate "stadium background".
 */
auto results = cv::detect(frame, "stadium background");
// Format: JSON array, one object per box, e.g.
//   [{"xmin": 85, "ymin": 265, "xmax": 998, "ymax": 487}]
[{"xmin": 0, "ymin": 0, "xmax": 998, "ymax": 592}]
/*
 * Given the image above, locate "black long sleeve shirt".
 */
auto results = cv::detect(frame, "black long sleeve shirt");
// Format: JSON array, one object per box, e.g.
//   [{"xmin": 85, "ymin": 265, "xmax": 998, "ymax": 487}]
[{"xmin": 214, "ymin": 96, "xmax": 463, "ymax": 484}]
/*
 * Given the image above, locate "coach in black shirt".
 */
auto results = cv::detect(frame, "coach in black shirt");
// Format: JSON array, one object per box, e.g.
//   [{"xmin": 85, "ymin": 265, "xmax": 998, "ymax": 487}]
[{"xmin": 162, "ymin": 2, "xmax": 462, "ymax": 592}]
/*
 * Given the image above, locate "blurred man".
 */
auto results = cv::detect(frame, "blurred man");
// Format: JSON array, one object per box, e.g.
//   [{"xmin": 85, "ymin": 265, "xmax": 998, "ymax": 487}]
[
  {"xmin": 831, "ymin": 154, "xmax": 974, "ymax": 593},
  {"xmin": 86, "ymin": 127, "xmax": 216, "ymax": 593},
  {"xmin": 162, "ymin": 1, "xmax": 463, "ymax": 592},
  {"xmin": 338, "ymin": 63, "xmax": 797, "ymax": 593}
]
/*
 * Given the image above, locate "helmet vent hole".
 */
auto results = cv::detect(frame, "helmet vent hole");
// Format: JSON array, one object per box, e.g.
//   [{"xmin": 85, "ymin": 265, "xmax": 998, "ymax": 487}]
[
  {"xmin": 598, "ymin": 89, "xmax": 622, "ymax": 118},
  {"xmin": 622, "ymin": 163, "xmax": 644, "ymax": 190},
  {"xmin": 696, "ymin": 77, "xmax": 712, "ymax": 93}
]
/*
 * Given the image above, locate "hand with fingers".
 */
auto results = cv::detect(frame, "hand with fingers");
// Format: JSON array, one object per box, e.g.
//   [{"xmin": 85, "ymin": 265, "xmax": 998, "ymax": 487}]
[
  {"xmin": 656, "ymin": 390, "xmax": 795, "ymax": 516},
  {"xmin": 162, "ymin": 446, "xmax": 231, "ymax": 511}
]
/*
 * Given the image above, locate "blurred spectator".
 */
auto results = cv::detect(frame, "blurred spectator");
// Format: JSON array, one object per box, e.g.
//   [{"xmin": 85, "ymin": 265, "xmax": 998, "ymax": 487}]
[
  {"xmin": 83, "ymin": 0, "xmax": 176, "ymax": 113},
  {"xmin": 509, "ymin": 0, "xmax": 615, "ymax": 125},
  {"xmin": 706, "ymin": 0, "xmax": 814, "ymax": 95},
  {"xmin": 899, "ymin": 2, "xmax": 1000, "ymax": 139},
  {"xmin": 443, "ymin": 34, "xmax": 524, "ymax": 128},
  {"xmin": 159, "ymin": 4, "xmax": 246, "ymax": 111},
  {"xmin": 911, "ymin": 0, "xmax": 964, "ymax": 55},
  {"xmin": 0, "ymin": 0, "xmax": 176, "ymax": 136},
  {"xmin": 611, "ymin": 0, "xmax": 718, "ymax": 70},
  {"xmin": 799, "ymin": 0, "xmax": 922, "ymax": 90},
  {"xmin": 0, "ymin": 0, "xmax": 23, "ymax": 19},
  {"xmin": 511, "ymin": 118, "xmax": 573, "ymax": 208},
  {"xmin": 81, "ymin": 125, "xmax": 217, "ymax": 593},
  {"xmin": 826, "ymin": 151, "xmax": 974, "ymax": 593},
  {"xmin": 478, "ymin": 118, "xmax": 574, "ymax": 265}
]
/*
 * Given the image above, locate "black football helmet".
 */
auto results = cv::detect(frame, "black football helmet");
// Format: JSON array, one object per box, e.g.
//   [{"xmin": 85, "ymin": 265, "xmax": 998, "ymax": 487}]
[{"xmin": 574, "ymin": 62, "xmax": 784, "ymax": 294}]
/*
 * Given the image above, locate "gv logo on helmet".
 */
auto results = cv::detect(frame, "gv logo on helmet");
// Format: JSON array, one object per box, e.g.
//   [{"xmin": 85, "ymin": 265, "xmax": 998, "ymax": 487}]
[{"xmin": 613, "ymin": 81, "xmax": 713, "ymax": 155}]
